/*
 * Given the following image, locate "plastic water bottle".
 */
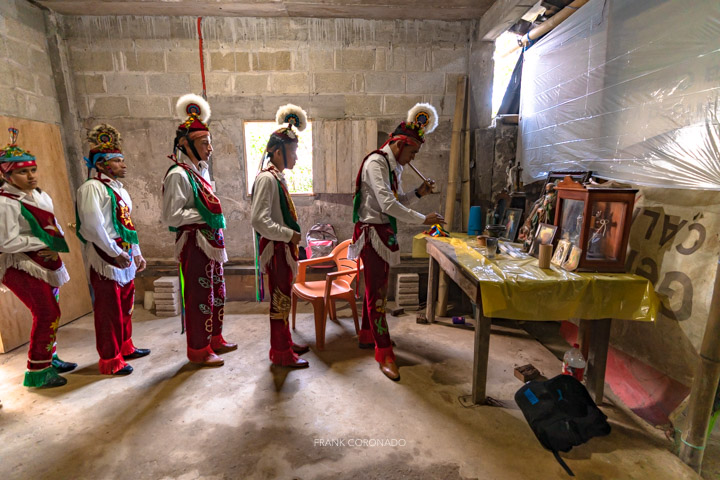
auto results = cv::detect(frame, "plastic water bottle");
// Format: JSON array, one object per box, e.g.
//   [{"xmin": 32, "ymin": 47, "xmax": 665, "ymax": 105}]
[{"xmin": 562, "ymin": 343, "xmax": 586, "ymax": 382}]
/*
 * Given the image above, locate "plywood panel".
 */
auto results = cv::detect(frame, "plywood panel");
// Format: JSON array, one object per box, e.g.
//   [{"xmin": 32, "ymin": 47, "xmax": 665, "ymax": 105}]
[{"xmin": 0, "ymin": 116, "xmax": 93, "ymax": 353}]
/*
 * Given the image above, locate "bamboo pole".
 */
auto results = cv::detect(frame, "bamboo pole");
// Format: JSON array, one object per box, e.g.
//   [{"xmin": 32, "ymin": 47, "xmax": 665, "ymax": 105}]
[
  {"xmin": 678, "ymin": 258, "xmax": 720, "ymax": 473},
  {"xmin": 521, "ymin": 0, "xmax": 590, "ymax": 46},
  {"xmin": 437, "ymin": 75, "xmax": 468, "ymax": 316},
  {"xmin": 461, "ymin": 81, "xmax": 471, "ymax": 231}
]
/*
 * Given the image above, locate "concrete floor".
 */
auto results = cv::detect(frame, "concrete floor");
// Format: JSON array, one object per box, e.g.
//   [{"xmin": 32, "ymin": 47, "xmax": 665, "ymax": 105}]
[{"xmin": 0, "ymin": 302, "xmax": 706, "ymax": 480}]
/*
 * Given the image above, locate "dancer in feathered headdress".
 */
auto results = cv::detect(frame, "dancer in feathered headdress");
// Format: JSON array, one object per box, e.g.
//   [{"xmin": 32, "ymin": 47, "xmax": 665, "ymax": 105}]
[
  {"xmin": 350, "ymin": 102, "xmax": 445, "ymax": 381},
  {"xmin": 0, "ymin": 127, "xmax": 76, "ymax": 388},
  {"xmin": 76, "ymin": 123, "xmax": 150, "ymax": 375},
  {"xmin": 161, "ymin": 93, "xmax": 235, "ymax": 367},
  {"xmin": 250, "ymin": 104, "xmax": 310, "ymax": 369}
]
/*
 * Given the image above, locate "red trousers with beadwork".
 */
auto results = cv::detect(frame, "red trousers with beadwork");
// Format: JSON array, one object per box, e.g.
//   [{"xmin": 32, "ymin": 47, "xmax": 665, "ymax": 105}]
[
  {"xmin": 264, "ymin": 240, "xmax": 300, "ymax": 366},
  {"xmin": 355, "ymin": 226, "xmax": 395, "ymax": 363},
  {"xmin": 178, "ymin": 234, "xmax": 226, "ymax": 362},
  {"xmin": 90, "ymin": 269, "xmax": 137, "ymax": 374},
  {"xmin": 3, "ymin": 268, "xmax": 61, "ymax": 371}
]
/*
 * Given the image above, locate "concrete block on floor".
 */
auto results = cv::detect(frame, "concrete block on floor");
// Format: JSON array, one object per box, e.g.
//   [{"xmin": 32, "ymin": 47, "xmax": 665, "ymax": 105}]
[
  {"xmin": 153, "ymin": 292, "xmax": 179, "ymax": 300},
  {"xmin": 154, "ymin": 286, "xmax": 178, "ymax": 293},
  {"xmin": 396, "ymin": 294, "xmax": 419, "ymax": 305},
  {"xmin": 154, "ymin": 276, "xmax": 180, "ymax": 288},
  {"xmin": 397, "ymin": 273, "xmax": 419, "ymax": 283}
]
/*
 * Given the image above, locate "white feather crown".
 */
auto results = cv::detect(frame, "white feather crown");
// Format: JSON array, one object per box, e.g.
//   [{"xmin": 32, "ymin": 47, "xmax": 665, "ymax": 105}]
[
  {"xmin": 275, "ymin": 104, "xmax": 308, "ymax": 132},
  {"xmin": 407, "ymin": 103, "xmax": 438, "ymax": 134},
  {"xmin": 176, "ymin": 94, "xmax": 211, "ymax": 124}
]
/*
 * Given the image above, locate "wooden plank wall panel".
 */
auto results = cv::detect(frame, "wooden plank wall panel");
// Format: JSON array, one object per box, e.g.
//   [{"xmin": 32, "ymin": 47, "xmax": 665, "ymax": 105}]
[
  {"xmin": 350, "ymin": 121, "xmax": 366, "ymax": 194},
  {"xmin": 312, "ymin": 119, "xmax": 378, "ymax": 195},
  {"xmin": 323, "ymin": 121, "xmax": 338, "ymax": 193},
  {"xmin": 0, "ymin": 116, "xmax": 93, "ymax": 353},
  {"xmin": 335, "ymin": 121, "xmax": 353, "ymax": 194},
  {"xmin": 312, "ymin": 120, "xmax": 326, "ymax": 193}
]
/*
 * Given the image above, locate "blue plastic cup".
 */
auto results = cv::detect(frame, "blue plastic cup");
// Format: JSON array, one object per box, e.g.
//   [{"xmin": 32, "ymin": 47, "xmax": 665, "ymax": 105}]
[{"xmin": 468, "ymin": 206, "xmax": 483, "ymax": 235}]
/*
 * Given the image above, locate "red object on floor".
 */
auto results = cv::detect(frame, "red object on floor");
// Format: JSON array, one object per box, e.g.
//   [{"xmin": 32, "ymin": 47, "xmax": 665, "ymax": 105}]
[{"xmin": 560, "ymin": 321, "xmax": 689, "ymax": 426}]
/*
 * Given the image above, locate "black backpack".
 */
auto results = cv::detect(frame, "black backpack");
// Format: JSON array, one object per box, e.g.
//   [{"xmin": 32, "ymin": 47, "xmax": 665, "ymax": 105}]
[{"xmin": 514, "ymin": 375, "xmax": 611, "ymax": 476}]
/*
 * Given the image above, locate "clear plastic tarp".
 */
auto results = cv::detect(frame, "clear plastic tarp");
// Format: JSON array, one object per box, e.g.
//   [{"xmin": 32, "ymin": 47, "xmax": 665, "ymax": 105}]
[{"xmin": 518, "ymin": 0, "xmax": 720, "ymax": 190}]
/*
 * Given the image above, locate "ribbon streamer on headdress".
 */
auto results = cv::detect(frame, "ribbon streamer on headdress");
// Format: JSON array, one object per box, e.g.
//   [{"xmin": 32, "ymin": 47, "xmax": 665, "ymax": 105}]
[{"xmin": 0, "ymin": 127, "xmax": 37, "ymax": 175}]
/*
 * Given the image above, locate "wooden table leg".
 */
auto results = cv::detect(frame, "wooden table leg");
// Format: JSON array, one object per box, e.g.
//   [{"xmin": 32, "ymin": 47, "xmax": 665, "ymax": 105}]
[
  {"xmin": 584, "ymin": 318, "xmax": 612, "ymax": 404},
  {"xmin": 437, "ymin": 272, "xmax": 449, "ymax": 316},
  {"xmin": 426, "ymin": 257, "xmax": 439, "ymax": 323},
  {"xmin": 472, "ymin": 308, "xmax": 492, "ymax": 405},
  {"xmin": 577, "ymin": 319, "xmax": 590, "ymax": 361}
]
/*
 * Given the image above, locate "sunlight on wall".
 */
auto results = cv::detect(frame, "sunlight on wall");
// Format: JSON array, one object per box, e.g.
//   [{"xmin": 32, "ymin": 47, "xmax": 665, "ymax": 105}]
[{"xmin": 492, "ymin": 30, "xmax": 522, "ymax": 118}]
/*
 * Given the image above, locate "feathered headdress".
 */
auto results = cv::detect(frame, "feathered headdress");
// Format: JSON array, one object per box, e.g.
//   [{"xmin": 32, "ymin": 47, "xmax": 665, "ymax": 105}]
[
  {"xmin": 390, "ymin": 103, "xmax": 438, "ymax": 144},
  {"xmin": 85, "ymin": 123, "xmax": 123, "ymax": 171},
  {"xmin": 176, "ymin": 93, "xmax": 211, "ymax": 135},
  {"xmin": 0, "ymin": 127, "xmax": 36, "ymax": 174},
  {"xmin": 272, "ymin": 104, "xmax": 308, "ymax": 142}
]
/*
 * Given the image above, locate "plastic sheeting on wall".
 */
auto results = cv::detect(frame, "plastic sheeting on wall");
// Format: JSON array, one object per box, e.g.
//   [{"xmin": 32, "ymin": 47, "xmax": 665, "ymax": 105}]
[{"xmin": 518, "ymin": 0, "xmax": 720, "ymax": 190}]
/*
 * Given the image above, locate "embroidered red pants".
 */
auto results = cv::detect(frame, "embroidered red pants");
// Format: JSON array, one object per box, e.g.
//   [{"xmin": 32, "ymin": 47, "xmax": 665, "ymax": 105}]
[
  {"xmin": 179, "ymin": 232, "xmax": 226, "ymax": 362},
  {"xmin": 90, "ymin": 269, "xmax": 136, "ymax": 374},
  {"xmin": 263, "ymin": 240, "xmax": 300, "ymax": 366},
  {"xmin": 3, "ymin": 268, "xmax": 61, "ymax": 371},
  {"xmin": 354, "ymin": 223, "xmax": 395, "ymax": 363}
]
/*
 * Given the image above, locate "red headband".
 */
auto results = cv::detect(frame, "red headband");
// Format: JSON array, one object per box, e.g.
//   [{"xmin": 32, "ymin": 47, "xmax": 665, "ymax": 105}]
[{"xmin": 1, "ymin": 159, "xmax": 36, "ymax": 175}]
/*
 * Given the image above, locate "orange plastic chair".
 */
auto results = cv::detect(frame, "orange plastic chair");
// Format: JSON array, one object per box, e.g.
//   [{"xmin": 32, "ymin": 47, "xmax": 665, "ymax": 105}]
[{"xmin": 291, "ymin": 239, "xmax": 362, "ymax": 349}]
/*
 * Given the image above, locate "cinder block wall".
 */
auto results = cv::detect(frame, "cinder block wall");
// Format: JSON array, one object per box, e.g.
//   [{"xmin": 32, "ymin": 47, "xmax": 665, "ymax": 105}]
[
  {"xmin": 59, "ymin": 16, "xmax": 477, "ymax": 261},
  {"xmin": 0, "ymin": 0, "xmax": 61, "ymax": 125}
]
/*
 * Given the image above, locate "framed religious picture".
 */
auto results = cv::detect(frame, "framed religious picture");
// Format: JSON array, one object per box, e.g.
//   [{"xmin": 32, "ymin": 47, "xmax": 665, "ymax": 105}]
[
  {"xmin": 544, "ymin": 170, "xmax": 592, "ymax": 190},
  {"xmin": 552, "ymin": 239, "xmax": 571, "ymax": 266},
  {"xmin": 562, "ymin": 245, "xmax": 583, "ymax": 271},
  {"xmin": 500, "ymin": 207, "xmax": 523, "ymax": 242},
  {"xmin": 529, "ymin": 223, "xmax": 557, "ymax": 257}
]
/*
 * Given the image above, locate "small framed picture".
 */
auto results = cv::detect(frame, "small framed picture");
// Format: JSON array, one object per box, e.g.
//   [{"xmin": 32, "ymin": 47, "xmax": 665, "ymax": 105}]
[
  {"xmin": 562, "ymin": 245, "xmax": 583, "ymax": 271},
  {"xmin": 551, "ymin": 239, "xmax": 571, "ymax": 266},
  {"xmin": 530, "ymin": 223, "xmax": 557, "ymax": 257},
  {"xmin": 500, "ymin": 207, "xmax": 524, "ymax": 242}
]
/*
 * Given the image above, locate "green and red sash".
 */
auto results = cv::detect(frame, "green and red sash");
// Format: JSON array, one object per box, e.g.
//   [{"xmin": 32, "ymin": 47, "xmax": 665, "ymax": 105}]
[
  {"xmin": 0, "ymin": 190, "xmax": 69, "ymax": 255},
  {"xmin": 262, "ymin": 165, "xmax": 300, "ymax": 235},
  {"xmin": 175, "ymin": 223, "xmax": 225, "ymax": 250},
  {"xmin": 76, "ymin": 176, "xmax": 138, "ymax": 246},
  {"xmin": 164, "ymin": 161, "xmax": 226, "ymax": 231},
  {"xmin": 92, "ymin": 238, "xmax": 133, "ymax": 268},
  {"xmin": 352, "ymin": 150, "xmax": 398, "ymax": 233}
]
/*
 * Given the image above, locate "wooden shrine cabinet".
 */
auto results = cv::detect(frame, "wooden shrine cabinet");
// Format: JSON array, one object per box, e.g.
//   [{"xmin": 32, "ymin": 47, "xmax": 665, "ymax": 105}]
[{"xmin": 553, "ymin": 176, "xmax": 638, "ymax": 272}]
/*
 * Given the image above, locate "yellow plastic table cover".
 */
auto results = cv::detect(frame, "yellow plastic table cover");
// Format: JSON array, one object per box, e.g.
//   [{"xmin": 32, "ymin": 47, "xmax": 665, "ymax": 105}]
[{"xmin": 426, "ymin": 237, "xmax": 658, "ymax": 323}]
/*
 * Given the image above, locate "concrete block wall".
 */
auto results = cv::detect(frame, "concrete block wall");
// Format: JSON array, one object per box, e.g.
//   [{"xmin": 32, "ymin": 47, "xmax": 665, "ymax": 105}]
[
  {"xmin": 0, "ymin": 0, "xmax": 61, "ymax": 125},
  {"xmin": 59, "ymin": 15, "xmax": 477, "ymax": 261}
]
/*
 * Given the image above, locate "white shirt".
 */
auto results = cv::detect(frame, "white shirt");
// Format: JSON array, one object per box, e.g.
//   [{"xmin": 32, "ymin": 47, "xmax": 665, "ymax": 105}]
[
  {"xmin": 162, "ymin": 156, "xmax": 211, "ymax": 228},
  {"xmin": 356, "ymin": 144, "xmax": 424, "ymax": 225},
  {"xmin": 251, "ymin": 167, "xmax": 296, "ymax": 243},
  {"xmin": 0, "ymin": 184, "xmax": 63, "ymax": 253},
  {"xmin": 76, "ymin": 173, "xmax": 141, "ymax": 257}
]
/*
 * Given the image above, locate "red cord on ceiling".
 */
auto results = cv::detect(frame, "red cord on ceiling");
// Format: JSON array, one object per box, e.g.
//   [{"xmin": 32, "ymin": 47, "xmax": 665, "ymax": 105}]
[{"xmin": 197, "ymin": 17, "xmax": 207, "ymax": 99}]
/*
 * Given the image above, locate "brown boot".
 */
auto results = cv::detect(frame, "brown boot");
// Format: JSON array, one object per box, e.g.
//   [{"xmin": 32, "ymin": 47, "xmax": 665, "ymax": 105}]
[
  {"xmin": 210, "ymin": 335, "xmax": 238, "ymax": 354},
  {"xmin": 191, "ymin": 352, "xmax": 224, "ymax": 367},
  {"xmin": 379, "ymin": 357, "xmax": 400, "ymax": 381}
]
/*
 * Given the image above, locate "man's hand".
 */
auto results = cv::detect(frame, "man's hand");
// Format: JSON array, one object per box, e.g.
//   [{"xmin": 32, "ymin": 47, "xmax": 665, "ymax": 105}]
[
  {"xmin": 423, "ymin": 212, "xmax": 445, "ymax": 225},
  {"xmin": 290, "ymin": 231, "xmax": 301, "ymax": 245},
  {"xmin": 134, "ymin": 255, "xmax": 147, "ymax": 273},
  {"xmin": 115, "ymin": 251, "xmax": 132, "ymax": 268},
  {"xmin": 417, "ymin": 179, "xmax": 436, "ymax": 197}
]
